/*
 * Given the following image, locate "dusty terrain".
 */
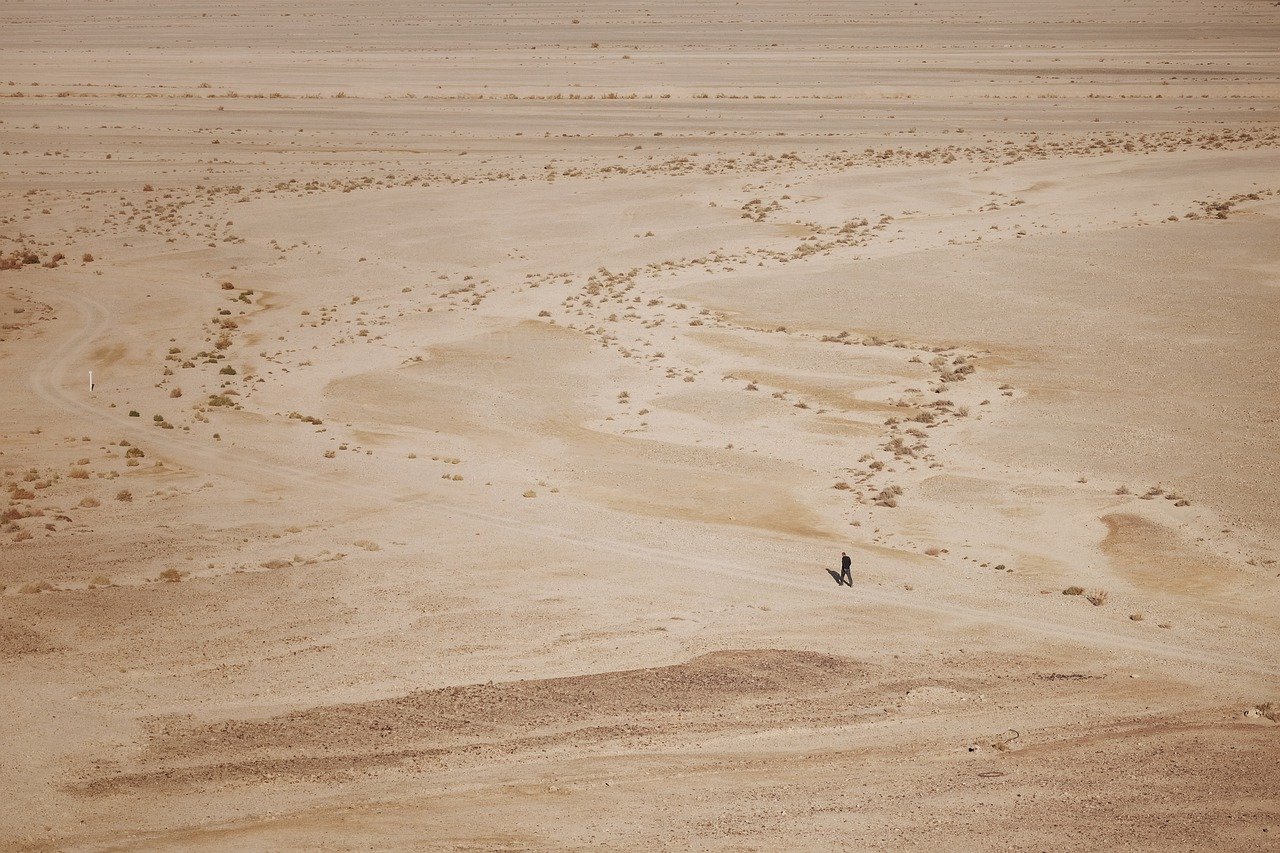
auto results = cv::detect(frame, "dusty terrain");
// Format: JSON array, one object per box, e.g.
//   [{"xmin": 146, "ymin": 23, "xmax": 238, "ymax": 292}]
[{"xmin": 1, "ymin": 1, "xmax": 1278, "ymax": 849}]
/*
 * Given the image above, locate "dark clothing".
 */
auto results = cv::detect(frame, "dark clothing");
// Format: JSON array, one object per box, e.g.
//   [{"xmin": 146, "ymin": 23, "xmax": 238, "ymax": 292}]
[{"xmin": 839, "ymin": 555, "xmax": 852, "ymax": 586}]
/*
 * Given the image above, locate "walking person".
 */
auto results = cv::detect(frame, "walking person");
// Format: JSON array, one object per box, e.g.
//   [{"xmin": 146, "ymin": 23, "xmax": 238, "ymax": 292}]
[{"xmin": 839, "ymin": 551, "xmax": 852, "ymax": 587}]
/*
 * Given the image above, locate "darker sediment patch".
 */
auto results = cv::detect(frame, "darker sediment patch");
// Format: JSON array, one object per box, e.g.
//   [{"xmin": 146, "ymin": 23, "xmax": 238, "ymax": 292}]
[{"xmin": 82, "ymin": 649, "xmax": 868, "ymax": 794}]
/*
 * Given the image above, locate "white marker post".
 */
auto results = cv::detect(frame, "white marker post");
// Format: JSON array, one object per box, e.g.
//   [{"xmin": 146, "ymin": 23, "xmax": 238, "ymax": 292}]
[{"xmin": 89, "ymin": 371, "xmax": 94, "ymax": 392}]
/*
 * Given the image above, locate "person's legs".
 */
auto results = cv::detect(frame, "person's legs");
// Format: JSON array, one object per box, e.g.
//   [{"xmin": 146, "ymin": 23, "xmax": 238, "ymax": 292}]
[{"xmin": 840, "ymin": 566, "xmax": 852, "ymax": 586}]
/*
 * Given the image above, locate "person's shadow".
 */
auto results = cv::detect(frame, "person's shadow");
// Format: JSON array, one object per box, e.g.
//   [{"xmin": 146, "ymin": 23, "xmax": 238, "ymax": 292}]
[{"xmin": 826, "ymin": 569, "xmax": 846, "ymax": 586}]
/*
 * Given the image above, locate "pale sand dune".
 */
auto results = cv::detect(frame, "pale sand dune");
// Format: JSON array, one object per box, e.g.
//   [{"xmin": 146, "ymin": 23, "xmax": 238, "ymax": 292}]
[{"xmin": 1, "ymin": 1, "xmax": 1278, "ymax": 849}]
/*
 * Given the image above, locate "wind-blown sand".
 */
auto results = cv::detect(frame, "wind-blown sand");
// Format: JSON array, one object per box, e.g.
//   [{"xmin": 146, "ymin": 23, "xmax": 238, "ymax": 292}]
[{"xmin": 1, "ymin": 1, "xmax": 1278, "ymax": 849}]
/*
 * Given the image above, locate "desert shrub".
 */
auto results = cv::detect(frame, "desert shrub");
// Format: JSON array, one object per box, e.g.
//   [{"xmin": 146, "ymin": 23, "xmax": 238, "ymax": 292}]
[
  {"xmin": 69, "ymin": 468, "xmax": 89, "ymax": 479},
  {"xmin": 126, "ymin": 446, "xmax": 144, "ymax": 458},
  {"xmin": 157, "ymin": 568, "xmax": 182, "ymax": 582},
  {"xmin": 115, "ymin": 490, "xmax": 132, "ymax": 502},
  {"xmin": 1062, "ymin": 586, "xmax": 1085, "ymax": 596},
  {"xmin": 79, "ymin": 496, "xmax": 100, "ymax": 508},
  {"xmin": 1086, "ymin": 590, "xmax": 1108, "ymax": 607},
  {"xmin": 219, "ymin": 365, "xmax": 237, "ymax": 375},
  {"xmin": 874, "ymin": 485, "xmax": 904, "ymax": 507}
]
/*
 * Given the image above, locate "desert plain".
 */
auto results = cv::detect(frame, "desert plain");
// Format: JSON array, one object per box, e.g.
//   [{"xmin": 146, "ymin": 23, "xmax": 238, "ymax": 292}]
[{"xmin": 1, "ymin": 0, "xmax": 1278, "ymax": 849}]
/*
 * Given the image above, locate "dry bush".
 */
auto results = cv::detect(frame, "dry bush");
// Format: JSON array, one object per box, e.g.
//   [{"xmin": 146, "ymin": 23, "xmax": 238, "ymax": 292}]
[
  {"xmin": 169, "ymin": 388, "xmax": 182, "ymax": 398},
  {"xmin": 19, "ymin": 580, "xmax": 53, "ymax": 594},
  {"xmin": 69, "ymin": 468, "xmax": 89, "ymax": 479},
  {"xmin": 79, "ymin": 496, "xmax": 100, "ymax": 508},
  {"xmin": 89, "ymin": 575, "xmax": 111, "ymax": 587},
  {"xmin": 125, "ymin": 446, "xmax": 144, "ymax": 458},
  {"xmin": 523, "ymin": 490, "xmax": 537, "ymax": 498},
  {"xmin": 157, "ymin": 568, "xmax": 183, "ymax": 582},
  {"xmin": 874, "ymin": 485, "xmax": 904, "ymax": 507},
  {"xmin": 354, "ymin": 539, "xmax": 381, "ymax": 551},
  {"xmin": 1258, "ymin": 703, "xmax": 1280, "ymax": 723},
  {"xmin": 10, "ymin": 487, "xmax": 35, "ymax": 500},
  {"xmin": 832, "ymin": 482, "xmax": 851, "ymax": 491},
  {"xmin": 1129, "ymin": 613, "xmax": 1144, "ymax": 621},
  {"xmin": 1062, "ymin": 586, "xmax": 1085, "ymax": 596},
  {"xmin": 924, "ymin": 547, "xmax": 943, "ymax": 557},
  {"xmin": 82, "ymin": 253, "xmax": 93, "ymax": 263},
  {"xmin": 1086, "ymin": 590, "xmax": 1108, "ymax": 606},
  {"xmin": 115, "ymin": 489, "xmax": 132, "ymax": 502}
]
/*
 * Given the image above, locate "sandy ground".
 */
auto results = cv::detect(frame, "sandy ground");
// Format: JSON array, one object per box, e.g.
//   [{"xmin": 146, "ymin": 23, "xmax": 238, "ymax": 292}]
[{"xmin": 1, "ymin": 1, "xmax": 1278, "ymax": 849}]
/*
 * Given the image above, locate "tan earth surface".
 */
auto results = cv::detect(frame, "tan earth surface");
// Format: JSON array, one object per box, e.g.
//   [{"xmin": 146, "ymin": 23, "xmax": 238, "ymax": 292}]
[{"xmin": 1, "ymin": 1, "xmax": 1278, "ymax": 849}]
